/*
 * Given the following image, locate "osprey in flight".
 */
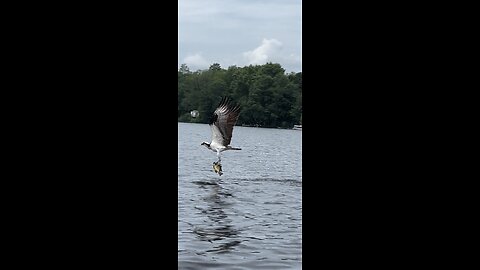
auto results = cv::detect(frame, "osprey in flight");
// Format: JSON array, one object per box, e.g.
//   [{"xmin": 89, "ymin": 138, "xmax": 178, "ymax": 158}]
[{"xmin": 201, "ymin": 97, "xmax": 242, "ymax": 167}]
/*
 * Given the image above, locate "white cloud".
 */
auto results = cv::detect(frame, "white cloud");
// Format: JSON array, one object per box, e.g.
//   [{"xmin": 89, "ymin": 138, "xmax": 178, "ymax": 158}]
[
  {"xmin": 183, "ymin": 53, "xmax": 210, "ymax": 71},
  {"xmin": 242, "ymin": 39, "xmax": 302, "ymax": 71},
  {"xmin": 243, "ymin": 38, "xmax": 283, "ymax": 65}
]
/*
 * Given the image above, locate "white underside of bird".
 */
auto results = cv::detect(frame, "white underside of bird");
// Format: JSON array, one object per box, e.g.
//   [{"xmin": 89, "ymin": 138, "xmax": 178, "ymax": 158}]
[
  {"xmin": 209, "ymin": 123, "xmax": 241, "ymax": 161},
  {"xmin": 207, "ymin": 141, "xmax": 240, "ymax": 162}
]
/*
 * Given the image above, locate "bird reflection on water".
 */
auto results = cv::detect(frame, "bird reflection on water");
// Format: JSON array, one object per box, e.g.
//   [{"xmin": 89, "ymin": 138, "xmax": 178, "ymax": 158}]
[{"xmin": 192, "ymin": 179, "xmax": 241, "ymax": 253}]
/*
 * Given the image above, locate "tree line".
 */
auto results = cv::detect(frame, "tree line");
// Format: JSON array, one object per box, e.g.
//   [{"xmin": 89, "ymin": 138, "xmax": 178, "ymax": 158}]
[{"xmin": 178, "ymin": 62, "xmax": 302, "ymax": 128}]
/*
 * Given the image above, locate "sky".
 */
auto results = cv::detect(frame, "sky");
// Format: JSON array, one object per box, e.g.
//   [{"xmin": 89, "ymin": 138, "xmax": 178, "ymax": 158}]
[{"xmin": 178, "ymin": 0, "xmax": 302, "ymax": 73}]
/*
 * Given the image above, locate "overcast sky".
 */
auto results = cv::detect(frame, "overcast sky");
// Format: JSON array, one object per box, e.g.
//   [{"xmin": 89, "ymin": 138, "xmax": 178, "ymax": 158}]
[{"xmin": 178, "ymin": 0, "xmax": 302, "ymax": 73}]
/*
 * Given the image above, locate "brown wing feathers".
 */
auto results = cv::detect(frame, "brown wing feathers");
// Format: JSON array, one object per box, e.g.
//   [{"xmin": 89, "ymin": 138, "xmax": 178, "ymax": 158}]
[{"xmin": 210, "ymin": 97, "xmax": 240, "ymax": 146}]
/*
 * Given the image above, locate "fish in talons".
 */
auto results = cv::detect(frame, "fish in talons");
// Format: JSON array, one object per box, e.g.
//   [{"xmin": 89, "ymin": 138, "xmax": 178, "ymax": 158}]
[{"xmin": 213, "ymin": 161, "xmax": 223, "ymax": 176}]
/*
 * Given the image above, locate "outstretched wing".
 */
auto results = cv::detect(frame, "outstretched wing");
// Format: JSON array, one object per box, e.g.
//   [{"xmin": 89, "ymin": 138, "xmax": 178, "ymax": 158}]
[{"xmin": 209, "ymin": 97, "xmax": 241, "ymax": 146}]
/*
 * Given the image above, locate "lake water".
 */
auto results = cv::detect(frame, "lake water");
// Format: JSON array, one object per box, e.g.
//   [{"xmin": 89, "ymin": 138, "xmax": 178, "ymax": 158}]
[{"xmin": 178, "ymin": 122, "xmax": 302, "ymax": 269}]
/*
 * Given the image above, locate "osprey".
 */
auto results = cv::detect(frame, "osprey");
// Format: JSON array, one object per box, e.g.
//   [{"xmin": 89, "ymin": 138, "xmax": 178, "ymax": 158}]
[{"xmin": 201, "ymin": 97, "xmax": 241, "ymax": 164}]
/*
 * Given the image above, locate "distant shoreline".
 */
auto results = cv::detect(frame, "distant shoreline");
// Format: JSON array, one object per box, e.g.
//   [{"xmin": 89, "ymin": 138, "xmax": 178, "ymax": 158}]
[{"xmin": 178, "ymin": 121, "xmax": 301, "ymax": 130}]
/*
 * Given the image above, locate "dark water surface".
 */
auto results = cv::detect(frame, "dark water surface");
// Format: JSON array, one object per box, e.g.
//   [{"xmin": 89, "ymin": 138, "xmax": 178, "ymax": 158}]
[{"xmin": 178, "ymin": 122, "xmax": 302, "ymax": 269}]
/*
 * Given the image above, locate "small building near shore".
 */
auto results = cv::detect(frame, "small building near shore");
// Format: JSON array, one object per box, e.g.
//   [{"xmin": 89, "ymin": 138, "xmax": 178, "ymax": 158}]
[{"xmin": 190, "ymin": 110, "xmax": 199, "ymax": 118}]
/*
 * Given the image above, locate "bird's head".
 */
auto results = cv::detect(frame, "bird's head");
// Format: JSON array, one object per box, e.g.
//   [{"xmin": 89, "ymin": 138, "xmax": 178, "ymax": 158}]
[{"xmin": 201, "ymin": 142, "xmax": 210, "ymax": 148}]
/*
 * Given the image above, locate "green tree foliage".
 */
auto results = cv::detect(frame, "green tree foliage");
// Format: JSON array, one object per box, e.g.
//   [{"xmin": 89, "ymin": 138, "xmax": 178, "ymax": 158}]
[{"xmin": 178, "ymin": 62, "xmax": 302, "ymax": 128}]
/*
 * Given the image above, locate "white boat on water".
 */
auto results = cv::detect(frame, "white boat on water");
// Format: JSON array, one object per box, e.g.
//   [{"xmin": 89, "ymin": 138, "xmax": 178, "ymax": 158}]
[{"xmin": 293, "ymin": 124, "xmax": 302, "ymax": 130}]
